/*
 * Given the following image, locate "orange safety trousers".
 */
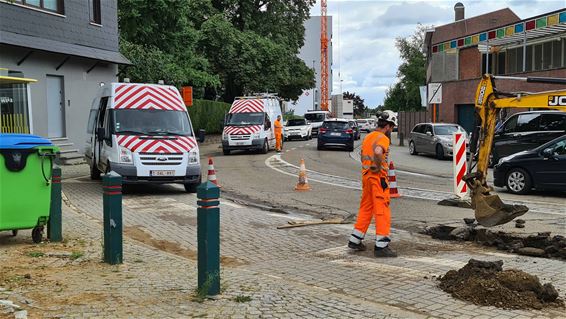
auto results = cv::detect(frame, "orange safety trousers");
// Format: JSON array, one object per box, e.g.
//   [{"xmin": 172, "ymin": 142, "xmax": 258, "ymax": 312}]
[
  {"xmin": 353, "ymin": 175, "xmax": 391, "ymax": 237},
  {"xmin": 275, "ymin": 134, "xmax": 282, "ymax": 151}
]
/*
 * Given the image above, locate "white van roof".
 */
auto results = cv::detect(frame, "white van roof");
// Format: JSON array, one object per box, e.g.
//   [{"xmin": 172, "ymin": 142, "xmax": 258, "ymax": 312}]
[
  {"xmin": 109, "ymin": 83, "xmax": 186, "ymax": 111},
  {"xmin": 305, "ymin": 110, "xmax": 331, "ymax": 114}
]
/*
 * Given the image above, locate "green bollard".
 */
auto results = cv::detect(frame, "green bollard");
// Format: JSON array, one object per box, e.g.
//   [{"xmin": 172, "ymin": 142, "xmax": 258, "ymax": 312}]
[
  {"xmin": 47, "ymin": 166, "xmax": 62, "ymax": 242},
  {"xmin": 102, "ymin": 171, "xmax": 123, "ymax": 265},
  {"xmin": 197, "ymin": 181, "xmax": 221, "ymax": 296}
]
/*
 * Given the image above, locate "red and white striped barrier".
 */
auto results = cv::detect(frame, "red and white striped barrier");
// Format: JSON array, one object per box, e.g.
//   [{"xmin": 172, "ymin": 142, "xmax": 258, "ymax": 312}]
[{"xmin": 453, "ymin": 132, "xmax": 468, "ymax": 198}]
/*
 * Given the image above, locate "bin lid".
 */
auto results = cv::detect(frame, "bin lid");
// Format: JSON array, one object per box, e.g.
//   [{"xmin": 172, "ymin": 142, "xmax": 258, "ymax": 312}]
[{"xmin": 0, "ymin": 134, "xmax": 53, "ymax": 149}]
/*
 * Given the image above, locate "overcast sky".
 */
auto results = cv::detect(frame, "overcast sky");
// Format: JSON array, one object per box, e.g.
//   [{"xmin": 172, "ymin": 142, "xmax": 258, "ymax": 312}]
[{"xmin": 310, "ymin": 0, "xmax": 566, "ymax": 108}]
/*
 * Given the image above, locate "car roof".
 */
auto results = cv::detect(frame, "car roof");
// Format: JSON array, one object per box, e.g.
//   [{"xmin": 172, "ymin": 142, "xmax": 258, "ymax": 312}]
[
  {"xmin": 415, "ymin": 123, "xmax": 461, "ymax": 126},
  {"xmin": 324, "ymin": 118, "xmax": 349, "ymax": 122},
  {"xmin": 512, "ymin": 110, "xmax": 566, "ymax": 115}
]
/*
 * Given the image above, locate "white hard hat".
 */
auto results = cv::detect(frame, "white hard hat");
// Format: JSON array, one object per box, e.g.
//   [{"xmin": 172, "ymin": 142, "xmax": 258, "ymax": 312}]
[{"xmin": 378, "ymin": 112, "xmax": 397, "ymax": 127}]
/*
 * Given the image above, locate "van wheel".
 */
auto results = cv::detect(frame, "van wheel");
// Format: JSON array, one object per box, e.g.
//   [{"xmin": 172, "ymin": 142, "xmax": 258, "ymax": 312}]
[
  {"xmin": 506, "ymin": 168, "xmax": 532, "ymax": 195},
  {"xmin": 223, "ymin": 148, "xmax": 231, "ymax": 155},
  {"xmin": 409, "ymin": 141, "xmax": 417, "ymax": 155},
  {"xmin": 435, "ymin": 144, "xmax": 445, "ymax": 160},
  {"xmin": 184, "ymin": 183, "xmax": 199, "ymax": 193},
  {"xmin": 90, "ymin": 160, "xmax": 101, "ymax": 180},
  {"xmin": 261, "ymin": 139, "xmax": 269, "ymax": 154}
]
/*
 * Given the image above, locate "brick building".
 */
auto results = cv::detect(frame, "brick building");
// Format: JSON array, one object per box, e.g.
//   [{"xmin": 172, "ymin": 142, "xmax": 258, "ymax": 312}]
[
  {"xmin": 0, "ymin": 0, "xmax": 129, "ymax": 162},
  {"xmin": 424, "ymin": 3, "xmax": 566, "ymax": 132}
]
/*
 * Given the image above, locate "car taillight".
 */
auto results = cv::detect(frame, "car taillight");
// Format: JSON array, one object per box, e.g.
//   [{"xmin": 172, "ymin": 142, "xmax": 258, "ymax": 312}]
[
  {"xmin": 319, "ymin": 128, "xmax": 327, "ymax": 134},
  {"xmin": 345, "ymin": 129, "xmax": 353, "ymax": 134}
]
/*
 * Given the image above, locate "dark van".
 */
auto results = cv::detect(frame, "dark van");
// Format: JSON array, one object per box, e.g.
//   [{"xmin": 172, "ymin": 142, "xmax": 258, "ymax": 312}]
[{"xmin": 492, "ymin": 111, "xmax": 566, "ymax": 164}]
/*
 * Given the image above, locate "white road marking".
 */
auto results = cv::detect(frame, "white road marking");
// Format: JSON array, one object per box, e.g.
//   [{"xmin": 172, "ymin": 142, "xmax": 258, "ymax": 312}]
[{"xmin": 291, "ymin": 147, "xmax": 297, "ymax": 150}]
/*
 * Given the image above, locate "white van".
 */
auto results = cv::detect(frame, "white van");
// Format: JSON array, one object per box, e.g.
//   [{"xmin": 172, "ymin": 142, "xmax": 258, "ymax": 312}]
[
  {"xmin": 85, "ymin": 83, "xmax": 202, "ymax": 192},
  {"xmin": 222, "ymin": 95, "xmax": 282, "ymax": 155},
  {"xmin": 304, "ymin": 110, "xmax": 332, "ymax": 136}
]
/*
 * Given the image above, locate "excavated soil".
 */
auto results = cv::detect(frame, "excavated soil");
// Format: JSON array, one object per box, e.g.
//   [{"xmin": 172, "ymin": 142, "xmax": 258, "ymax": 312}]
[{"xmin": 439, "ymin": 259, "xmax": 564, "ymax": 310}]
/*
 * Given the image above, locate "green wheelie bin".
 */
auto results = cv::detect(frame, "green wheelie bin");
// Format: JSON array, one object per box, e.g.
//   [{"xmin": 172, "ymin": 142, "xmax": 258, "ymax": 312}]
[{"xmin": 0, "ymin": 134, "xmax": 59, "ymax": 243}]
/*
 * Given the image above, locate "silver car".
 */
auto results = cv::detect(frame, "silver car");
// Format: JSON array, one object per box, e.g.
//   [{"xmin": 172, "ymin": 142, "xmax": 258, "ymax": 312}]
[{"xmin": 409, "ymin": 123, "xmax": 468, "ymax": 160}]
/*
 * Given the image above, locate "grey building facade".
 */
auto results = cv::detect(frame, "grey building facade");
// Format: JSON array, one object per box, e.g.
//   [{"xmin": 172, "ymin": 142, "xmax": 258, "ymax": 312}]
[{"xmin": 0, "ymin": 0, "xmax": 128, "ymax": 158}]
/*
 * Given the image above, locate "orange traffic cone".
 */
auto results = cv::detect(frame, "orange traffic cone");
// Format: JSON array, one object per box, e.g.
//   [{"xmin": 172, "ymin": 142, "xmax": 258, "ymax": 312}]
[
  {"xmin": 388, "ymin": 161, "xmax": 400, "ymax": 198},
  {"xmin": 294, "ymin": 158, "xmax": 311, "ymax": 191},
  {"xmin": 208, "ymin": 157, "xmax": 220, "ymax": 187}
]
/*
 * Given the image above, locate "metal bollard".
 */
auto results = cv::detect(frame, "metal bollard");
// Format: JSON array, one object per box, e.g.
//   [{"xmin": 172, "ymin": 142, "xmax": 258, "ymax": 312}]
[
  {"xmin": 102, "ymin": 171, "xmax": 123, "ymax": 265},
  {"xmin": 197, "ymin": 181, "xmax": 221, "ymax": 296},
  {"xmin": 399, "ymin": 132, "xmax": 405, "ymax": 146},
  {"xmin": 47, "ymin": 166, "xmax": 62, "ymax": 242}
]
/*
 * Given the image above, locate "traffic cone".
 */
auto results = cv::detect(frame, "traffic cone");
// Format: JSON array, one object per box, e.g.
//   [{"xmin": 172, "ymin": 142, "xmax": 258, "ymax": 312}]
[
  {"xmin": 388, "ymin": 161, "xmax": 400, "ymax": 198},
  {"xmin": 208, "ymin": 157, "xmax": 220, "ymax": 187},
  {"xmin": 294, "ymin": 158, "xmax": 311, "ymax": 191}
]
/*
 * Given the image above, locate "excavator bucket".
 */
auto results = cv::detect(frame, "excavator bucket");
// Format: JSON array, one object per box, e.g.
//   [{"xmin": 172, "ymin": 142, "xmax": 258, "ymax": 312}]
[{"xmin": 472, "ymin": 192, "xmax": 529, "ymax": 227}]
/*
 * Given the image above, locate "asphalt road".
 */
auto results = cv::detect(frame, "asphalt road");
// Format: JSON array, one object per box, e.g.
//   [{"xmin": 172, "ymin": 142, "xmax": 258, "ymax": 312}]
[{"xmin": 201, "ymin": 133, "xmax": 565, "ymax": 235}]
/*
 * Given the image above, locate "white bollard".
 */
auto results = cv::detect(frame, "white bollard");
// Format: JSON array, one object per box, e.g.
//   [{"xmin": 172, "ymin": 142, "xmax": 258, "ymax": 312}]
[{"xmin": 453, "ymin": 132, "xmax": 468, "ymax": 199}]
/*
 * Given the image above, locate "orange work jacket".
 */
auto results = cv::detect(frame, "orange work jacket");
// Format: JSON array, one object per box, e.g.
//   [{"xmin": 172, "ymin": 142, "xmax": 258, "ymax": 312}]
[
  {"xmin": 274, "ymin": 119, "xmax": 283, "ymax": 135},
  {"xmin": 360, "ymin": 131, "xmax": 390, "ymax": 179}
]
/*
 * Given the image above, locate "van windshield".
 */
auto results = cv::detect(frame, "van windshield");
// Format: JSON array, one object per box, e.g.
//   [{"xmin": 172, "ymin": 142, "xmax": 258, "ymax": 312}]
[
  {"xmin": 226, "ymin": 112, "xmax": 265, "ymax": 126},
  {"xmin": 113, "ymin": 109, "xmax": 193, "ymax": 136},
  {"xmin": 305, "ymin": 113, "xmax": 325, "ymax": 122}
]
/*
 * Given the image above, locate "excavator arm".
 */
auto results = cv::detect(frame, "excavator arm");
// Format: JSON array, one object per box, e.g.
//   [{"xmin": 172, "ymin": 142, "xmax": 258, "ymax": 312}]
[{"xmin": 465, "ymin": 74, "xmax": 566, "ymax": 227}]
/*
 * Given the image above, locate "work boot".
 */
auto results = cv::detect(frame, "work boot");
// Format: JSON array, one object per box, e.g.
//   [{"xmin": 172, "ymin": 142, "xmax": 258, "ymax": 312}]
[
  {"xmin": 374, "ymin": 246, "xmax": 397, "ymax": 258},
  {"xmin": 348, "ymin": 241, "xmax": 366, "ymax": 251}
]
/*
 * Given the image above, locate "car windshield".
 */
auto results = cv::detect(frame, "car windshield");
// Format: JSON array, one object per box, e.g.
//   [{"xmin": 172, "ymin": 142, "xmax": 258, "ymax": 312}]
[
  {"xmin": 323, "ymin": 121, "xmax": 348, "ymax": 129},
  {"xmin": 226, "ymin": 112, "xmax": 265, "ymax": 126},
  {"xmin": 305, "ymin": 113, "xmax": 325, "ymax": 122},
  {"xmin": 287, "ymin": 119, "xmax": 307, "ymax": 126},
  {"xmin": 434, "ymin": 125, "xmax": 461, "ymax": 135},
  {"xmin": 113, "ymin": 109, "xmax": 192, "ymax": 136}
]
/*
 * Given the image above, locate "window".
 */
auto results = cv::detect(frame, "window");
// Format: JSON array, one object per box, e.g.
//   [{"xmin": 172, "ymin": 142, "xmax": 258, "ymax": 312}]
[
  {"xmin": 551, "ymin": 140, "xmax": 566, "ymax": 156},
  {"xmin": 540, "ymin": 114, "xmax": 566, "ymax": 131},
  {"xmin": 89, "ymin": 0, "xmax": 101, "ymax": 24},
  {"xmin": 424, "ymin": 125, "xmax": 433, "ymax": 135},
  {"xmin": 412, "ymin": 124, "xmax": 422, "ymax": 133},
  {"xmin": 515, "ymin": 113, "xmax": 541, "ymax": 132},
  {"xmin": 86, "ymin": 109, "xmax": 98, "ymax": 134},
  {"xmin": 13, "ymin": 0, "xmax": 64, "ymax": 14},
  {"xmin": 503, "ymin": 115, "xmax": 518, "ymax": 133}
]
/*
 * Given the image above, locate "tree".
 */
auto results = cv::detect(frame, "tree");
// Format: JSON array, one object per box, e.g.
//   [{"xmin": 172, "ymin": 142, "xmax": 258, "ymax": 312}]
[
  {"xmin": 383, "ymin": 24, "xmax": 428, "ymax": 111},
  {"xmin": 343, "ymin": 91, "xmax": 367, "ymax": 117}
]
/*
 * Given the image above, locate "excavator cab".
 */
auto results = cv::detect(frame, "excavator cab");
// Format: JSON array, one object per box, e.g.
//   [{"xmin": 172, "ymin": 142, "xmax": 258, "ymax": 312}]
[{"xmin": 466, "ymin": 74, "xmax": 566, "ymax": 227}]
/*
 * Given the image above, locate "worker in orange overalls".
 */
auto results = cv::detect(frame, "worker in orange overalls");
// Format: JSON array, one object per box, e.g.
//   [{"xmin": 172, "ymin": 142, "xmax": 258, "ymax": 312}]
[
  {"xmin": 274, "ymin": 115, "xmax": 283, "ymax": 152},
  {"xmin": 348, "ymin": 112, "xmax": 398, "ymax": 257}
]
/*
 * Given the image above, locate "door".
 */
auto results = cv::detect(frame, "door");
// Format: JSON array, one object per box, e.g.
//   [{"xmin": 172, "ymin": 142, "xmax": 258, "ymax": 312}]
[
  {"xmin": 535, "ymin": 139, "xmax": 566, "ymax": 190},
  {"xmin": 47, "ymin": 75, "xmax": 65, "ymax": 138},
  {"xmin": 422, "ymin": 124, "xmax": 435, "ymax": 154},
  {"xmin": 94, "ymin": 97, "xmax": 109, "ymax": 170},
  {"xmin": 457, "ymin": 104, "xmax": 475, "ymax": 133}
]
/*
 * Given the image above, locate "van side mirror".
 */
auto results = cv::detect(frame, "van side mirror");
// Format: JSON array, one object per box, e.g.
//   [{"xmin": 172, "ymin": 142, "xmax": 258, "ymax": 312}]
[
  {"xmin": 265, "ymin": 121, "xmax": 271, "ymax": 130},
  {"xmin": 96, "ymin": 128, "xmax": 105, "ymax": 141}
]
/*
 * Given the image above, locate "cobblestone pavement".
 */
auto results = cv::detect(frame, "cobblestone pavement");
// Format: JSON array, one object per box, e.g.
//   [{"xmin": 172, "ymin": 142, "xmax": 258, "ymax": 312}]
[{"xmin": 33, "ymin": 163, "xmax": 565, "ymax": 319}]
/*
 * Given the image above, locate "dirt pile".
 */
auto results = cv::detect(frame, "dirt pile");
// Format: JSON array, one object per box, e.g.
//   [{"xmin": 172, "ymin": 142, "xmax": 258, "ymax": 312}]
[
  {"xmin": 423, "ymin": 224, "xmax": 566, "ymax": 259},
  {"xmin": 439, "ymin": 259, "xmax": 564, "ymax": 309}
]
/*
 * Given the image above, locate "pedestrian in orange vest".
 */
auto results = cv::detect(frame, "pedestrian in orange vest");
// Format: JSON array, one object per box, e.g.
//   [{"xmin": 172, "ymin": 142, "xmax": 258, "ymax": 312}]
[
  {"xmin": 348, "ymin": 112, "xmax": 398, "ymax": 257},
  {"xmin": 274, "ymin": 115, "xmax": 283, "ymax": 152}
]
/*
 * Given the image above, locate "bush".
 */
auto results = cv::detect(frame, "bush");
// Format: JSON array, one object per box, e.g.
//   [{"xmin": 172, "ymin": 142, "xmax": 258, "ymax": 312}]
[{"xmin": 187, "ymin": 99, "xmax": 232, "ymax": 134}]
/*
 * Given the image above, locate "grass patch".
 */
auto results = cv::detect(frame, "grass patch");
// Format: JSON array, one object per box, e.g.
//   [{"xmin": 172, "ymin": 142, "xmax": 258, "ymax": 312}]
[
  {"xmin": 27, "ymin": 251, "xmax": 44, "ymax": 258},
  {"xmin": 191, "ymin": 272, "xmax": 219, "ymax": 303},
  {"xmin": 70, "ymin": 251, "xmax": 84, "ymax": 260},
  {"xmin": 233, "ymin": 295, "xmax": 252, "ymax": 303}
]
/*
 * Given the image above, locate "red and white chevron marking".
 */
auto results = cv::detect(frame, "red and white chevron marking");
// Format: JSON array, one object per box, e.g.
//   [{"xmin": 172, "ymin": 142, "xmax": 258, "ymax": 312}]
[
  {"xmin": 453, "ymin": 132, "xmax": 468, "ymax": 198},
  {"xmin": 223, "ymin": 125, "xmax": 262, "ymax": 135},
  {"xmin": 116, "ymin": 135, "xmax": 196, "ymax": 153},
  {"xmin": 229, "ymin": 99, "xmax": 265, "ymax": 113},
  {"xmin": 112, "ymin": 84, "xmax": 186, "ymax": 111}
]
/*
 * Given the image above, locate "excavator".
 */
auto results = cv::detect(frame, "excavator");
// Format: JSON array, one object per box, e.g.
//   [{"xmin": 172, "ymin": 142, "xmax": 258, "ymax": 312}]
[{"xmin": 464, "ymin": 74, "xmax": 566, "ymax": 227}]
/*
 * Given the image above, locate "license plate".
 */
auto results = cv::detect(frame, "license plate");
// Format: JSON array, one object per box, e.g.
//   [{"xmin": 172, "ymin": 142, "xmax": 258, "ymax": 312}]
[
  {"xmin": 150, "ymin": 170, "xmax": 175, "ymax": 176},
  {"xmin": 234, "ymin": 141, "xmax": 246, "ymax": 146},
  {"xmin": 330, "ymin": 132, "xmax": 341, "ymax": 136}
]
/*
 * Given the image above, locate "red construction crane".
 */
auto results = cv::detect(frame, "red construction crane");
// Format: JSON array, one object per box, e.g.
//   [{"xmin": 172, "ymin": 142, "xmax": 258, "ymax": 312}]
[{"xmin": 320, "ymin": 0, "xmax": 329, "ymax": 111}]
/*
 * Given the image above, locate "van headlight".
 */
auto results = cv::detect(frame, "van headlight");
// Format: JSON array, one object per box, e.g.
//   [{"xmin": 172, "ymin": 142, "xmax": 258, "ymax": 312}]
[
  {"xmin": 222, "ymin": 133, "xmax": 229, "ymax": 141},
  {"xmin": 188, "ymin": 149, "xmax": 200, "ymax": 164},
  {"xmin": 119, "ymin": 147, "xmax": 133, "ymax": 163}
]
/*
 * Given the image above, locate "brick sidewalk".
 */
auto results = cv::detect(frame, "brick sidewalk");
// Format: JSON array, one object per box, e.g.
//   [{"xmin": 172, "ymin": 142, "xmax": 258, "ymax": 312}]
[{"xmin": 2, "ymin": 164, "xmax": 563, "ymax": 318}]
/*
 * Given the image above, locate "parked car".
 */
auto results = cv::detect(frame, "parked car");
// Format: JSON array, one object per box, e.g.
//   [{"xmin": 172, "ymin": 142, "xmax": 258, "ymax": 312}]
[
  {"xmin": 348, "ymin": 120, "xmax": 361, "ymax": 140},
  {"xmin": 492, "ymin": 111, "xmax": 566, "ymax": 164},
  {"xmin": 494, "ymin": 135, "xmax": 566, "ymax": 194},
  {"xmin": 284, "ymin": 118, "xmax": 312, "ymax": 141},
  {"xmin": 356, "ymin": 119, "xmax": 371, "ymax": 132},
  {"xmin": 317, "ymin": 119, "xmax": 355, "ymax": 151},
  {"xmin": 367, "ymin": 119, "xmax": 377, "ymax": 131},
  {"xmin": 409, "ymin": 123, "xmax": 468, "ymax": 160}
]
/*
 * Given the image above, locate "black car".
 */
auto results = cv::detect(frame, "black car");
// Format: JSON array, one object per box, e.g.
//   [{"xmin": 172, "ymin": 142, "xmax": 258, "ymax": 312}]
[
  {"xmin": 494, "ymin": 135, "xmax": 566, "ymax": 194},
  {"xmin": 348, "ymin": 120, "xmax": 361, "ymax": 140},
  {"xmin": 492, "ymin": 111, "xmax": 566, "ymax": 164},
  {"xmin": 317, "ymin": 119, "xmax": 355, "ymax": 151}
]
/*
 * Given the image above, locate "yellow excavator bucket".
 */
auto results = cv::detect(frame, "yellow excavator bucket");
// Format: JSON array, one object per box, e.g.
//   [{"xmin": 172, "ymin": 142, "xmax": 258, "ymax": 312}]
[{"xmin": 468, "ymin": 179, "xmax": 529, "ymax": 227}]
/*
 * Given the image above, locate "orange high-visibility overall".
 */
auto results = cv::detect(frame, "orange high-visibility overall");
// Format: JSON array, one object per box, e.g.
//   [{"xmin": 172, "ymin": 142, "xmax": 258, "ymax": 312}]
[
  {"xmin": 274, "ymin": 119, "xmax": 283, "ymax": 151},
  {"xmin": 349, "ymin": 131, "xmax": 391, "ymax": 248}
]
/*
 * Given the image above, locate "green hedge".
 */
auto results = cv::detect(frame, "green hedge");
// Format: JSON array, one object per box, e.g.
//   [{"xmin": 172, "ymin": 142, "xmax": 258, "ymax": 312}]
[{"xmin": 187, "ymin": 99, "xmax": 232, "ymax": 134}]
